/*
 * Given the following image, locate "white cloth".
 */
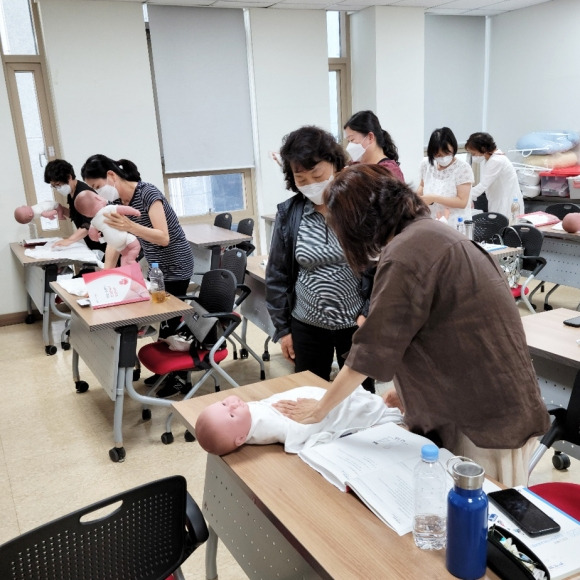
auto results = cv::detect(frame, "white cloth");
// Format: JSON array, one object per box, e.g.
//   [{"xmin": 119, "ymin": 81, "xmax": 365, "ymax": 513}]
[
  {"xmin": 56, "ymin": 277, "xmax": 88, "ymax": 297},
  {"xmin": 90, "ymin": 206, "xmax": 137, "ymax": 252},
  {"xmin": 420, "ymin": 157, "xmax": 474, "ymax": 226},
  {"xmin": 24, "ymin": 240, "xmax": 100, "ymax": 264},
  {"xmin": 470, "ymin": 151, "xmax": 523, "ymax": 219},
  {"xmin": 245, "ymin": 385, "xmax": 403, "ymax": 454}
]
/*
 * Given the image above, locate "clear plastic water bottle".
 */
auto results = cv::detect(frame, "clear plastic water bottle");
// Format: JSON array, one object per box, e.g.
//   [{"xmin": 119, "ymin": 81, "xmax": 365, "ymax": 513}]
[
  {"xmin": 149, "ymin": 263, "xmax": 166, "ymax": 303},
  {"xmin": 413, "ymin": 444, "xmax": 447, "ymax": 550},
  {"xmin": 510, "ymin": 196, "xmax": 521, "ymax": 225},
  {"xmin": 456, "ymin": 216, "xmax": 465, "ymax": 235}
]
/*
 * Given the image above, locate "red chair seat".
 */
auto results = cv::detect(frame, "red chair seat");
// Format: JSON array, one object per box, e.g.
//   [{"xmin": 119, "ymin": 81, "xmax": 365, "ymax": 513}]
[
  {"xmin": 528, "ymin": 482, "xmax": 580, "ymax": 522},
  {"xmin": 138, "ymin": 341, "xmax": 228, "ymax": 376},
  {"xmin": 510, "ymin": 285, "xmax": 530, "ymax": 299}
]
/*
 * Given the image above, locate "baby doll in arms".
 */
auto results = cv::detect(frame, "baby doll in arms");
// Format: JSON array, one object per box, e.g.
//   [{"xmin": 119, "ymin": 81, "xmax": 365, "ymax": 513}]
[
  {"xmin": 14, "ymin": 201, "xmax": 66, "ymax": 224},
  {"xmin": 74, "ymin": 190, "xmax": 141, "ymax": 265},
  {"xmin": 195, "ymin": 385, "xmax": 404, "ymax": 455}
]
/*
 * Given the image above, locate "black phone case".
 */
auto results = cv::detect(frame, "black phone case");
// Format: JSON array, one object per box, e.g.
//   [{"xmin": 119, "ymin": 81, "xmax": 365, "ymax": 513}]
[
  {"xmin": 563, "ymin": 316, "xmax": 580, "ymax": 327},
  {"xmin": 487, "ymin": 525, "xmax": 550, "ymax": 580}
]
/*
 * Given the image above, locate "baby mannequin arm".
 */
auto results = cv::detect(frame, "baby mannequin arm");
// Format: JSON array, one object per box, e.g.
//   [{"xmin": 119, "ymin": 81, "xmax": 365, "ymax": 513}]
[{"xmin": 114, "ymin": 206, "xmax": 141, "ymax": 218}]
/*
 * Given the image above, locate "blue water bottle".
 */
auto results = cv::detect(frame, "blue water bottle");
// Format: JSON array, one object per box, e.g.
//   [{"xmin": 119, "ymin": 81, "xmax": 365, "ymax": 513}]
[{"xmin": 446, "ymin": 458, "xmax": 488, "ymax": 580}]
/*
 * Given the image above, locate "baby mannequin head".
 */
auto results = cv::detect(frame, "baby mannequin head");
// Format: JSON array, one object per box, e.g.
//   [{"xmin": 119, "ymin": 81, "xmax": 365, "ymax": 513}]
[
  {"xmin": 74, "ymin": 189, "xmax": 107, "ymax": 218},
  {"xmin": 14, "ymin": 206, "xmax": 34, "ymax": 224},
  {"xmin": 195, "ymin": 395, "xmax": 252, "ymax": 455}
]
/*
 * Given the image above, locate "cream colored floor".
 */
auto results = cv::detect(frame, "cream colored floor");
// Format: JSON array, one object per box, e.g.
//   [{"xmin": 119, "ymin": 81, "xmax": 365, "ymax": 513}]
[{"xmin": 0, "ymin": 281, "xmax": 579, "ymax": 579}]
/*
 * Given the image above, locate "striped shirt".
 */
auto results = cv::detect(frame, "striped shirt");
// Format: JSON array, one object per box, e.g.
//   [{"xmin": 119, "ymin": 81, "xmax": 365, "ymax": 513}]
[
  {"xmin": 292, "ymin": 202, "xmax": 364, "ymax": 329},
  {"xmin": 117, "ymin": 182, "xmax": 193, "ymax": 281}
]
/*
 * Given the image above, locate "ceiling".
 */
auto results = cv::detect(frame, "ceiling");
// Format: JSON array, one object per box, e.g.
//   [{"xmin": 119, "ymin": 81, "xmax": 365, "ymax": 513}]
[{"xmin": 93, "ymin": 0, "xmax": 553, "ymax": 16}]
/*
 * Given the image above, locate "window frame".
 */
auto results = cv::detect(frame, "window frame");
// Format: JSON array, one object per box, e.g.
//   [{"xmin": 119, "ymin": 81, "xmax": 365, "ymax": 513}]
[{"xmin": 329, "ymin": 12, "xmax": 351, "ymax": 147}]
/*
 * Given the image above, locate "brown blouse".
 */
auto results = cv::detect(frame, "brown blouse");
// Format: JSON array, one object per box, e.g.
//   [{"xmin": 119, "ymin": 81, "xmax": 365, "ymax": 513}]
[{"xmin": 346, "ymin": 217, "xmax": 550, "ymax": 451}]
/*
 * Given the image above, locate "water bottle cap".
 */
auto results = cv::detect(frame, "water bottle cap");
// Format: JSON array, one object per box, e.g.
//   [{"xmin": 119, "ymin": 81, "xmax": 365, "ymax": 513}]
[
  {"xmin": 447, "ymin": 456, "xmax": 485, "ymax": 490},
  {"xmin": 421, "ymin": 444, "xmax": 439, "ymax": 461},
  {"xmin": 457, "ymin": 217, "xmax": 463, "ymax": 223},
  {"xmin": 152, "ymin": 263, "xmax": 159, "ymax": 268}
]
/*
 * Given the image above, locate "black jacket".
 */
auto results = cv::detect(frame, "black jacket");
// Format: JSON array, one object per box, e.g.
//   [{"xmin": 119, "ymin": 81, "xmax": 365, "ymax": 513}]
[{"xmin": 265, "ymin": 193, "xmax": 305, "ymax": 342}]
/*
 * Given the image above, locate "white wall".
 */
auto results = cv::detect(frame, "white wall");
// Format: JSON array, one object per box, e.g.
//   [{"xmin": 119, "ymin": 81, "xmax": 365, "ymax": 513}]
[
  {"xmin": 424, "ymin": 15, "xmax": 485, "ymax": 145},
  {"xmin": 487, "ymin": 0, "xmax": 580, "ymax": 151},
  {"xmin": 37, "ymin": 0, "xmax": 163, "ymax": 187},
  {"xmin": 247, "ymin": 8, "xmax": 330, "ymax": 246},
  {"xmin": 351, "ymin": 6, "xmax": 424, "ymax": 186}
]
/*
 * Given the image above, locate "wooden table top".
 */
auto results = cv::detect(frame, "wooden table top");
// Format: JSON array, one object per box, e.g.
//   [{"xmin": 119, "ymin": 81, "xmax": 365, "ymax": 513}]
[
  {"xmin": 51, "ymin": 282, "xmax": 193, "ymax": 332},
  {"xmin": 538, "ymin": 224, "xmax": 580, "ymax": 242},
  {"xmin": 521, "ymin": 308, "xmax": 580, "ymax": 368},
  {"xmin": 261, "ymin": 213, "xmax": 276, "ymax": 223},
  {"xmin": 181, "ymin": 223, "xmax": 252, "ymax": 248},
  {"xmin": 245, "ymin": 255, "xmax": 267, "ymax": 282},
  {"xmin": 172, "ymin": 371, "xmax": 500, "ymax": 580}
]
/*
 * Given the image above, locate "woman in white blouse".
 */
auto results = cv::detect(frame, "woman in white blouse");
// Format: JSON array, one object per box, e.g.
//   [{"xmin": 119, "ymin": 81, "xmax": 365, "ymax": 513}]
[
  {"xmin": 466, "ymin": 132, "xmax": 523, "ymax": 219},
  {"xmin": 417, "ymin": 127, "xmax": 473, "ymax": 227}
]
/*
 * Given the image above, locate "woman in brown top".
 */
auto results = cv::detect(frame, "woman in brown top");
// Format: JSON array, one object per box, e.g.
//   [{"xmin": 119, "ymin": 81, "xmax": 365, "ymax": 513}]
[{"xmin": 274, "ymin": 164, "xmax": 549, "ymax": 487}]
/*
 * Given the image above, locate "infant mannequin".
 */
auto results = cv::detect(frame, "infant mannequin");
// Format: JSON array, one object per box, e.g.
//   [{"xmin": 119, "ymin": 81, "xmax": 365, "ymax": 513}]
[
  {"xmin": 74, "ymin": 190, "xmax": 141, "ymax": 265},
  {"xmin": 195, "ymin": 386, "xmax": 404, "ymax": 455},
  {"xmin": 14, "ymin": 201, "xmax": 66, "ymax": 224}
]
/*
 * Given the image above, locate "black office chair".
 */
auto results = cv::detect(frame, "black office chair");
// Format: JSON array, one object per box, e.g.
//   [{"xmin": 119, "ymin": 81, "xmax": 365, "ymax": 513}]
[
  {"xmin": 471, "ymin": 212, "xmax": 509, "ymax": 243},
  {"xmin": 501, "ymin": 224, "xmax": 546, "ymax": 313},
  {"xmin": 221, "ymin": 248, "xmax": 266, "ymax": 380},
  {"xmin": 0, "ymin": 475, "xmax": 208, "ymax": 580},
  {"xmin": 235, "ymin": 218, "xmax": 256, "ymax": 256},
  {"xmin": 214, "ymin": 212, "xmax": 232, "ymax": 230},
  {"xmin": 539, "ymin": 203, "xmax": 580, "ymax": 310}
]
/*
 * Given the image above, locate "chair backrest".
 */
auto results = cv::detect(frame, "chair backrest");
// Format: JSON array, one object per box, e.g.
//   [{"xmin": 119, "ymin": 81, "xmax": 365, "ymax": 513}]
[
  {"xmin": 501, "ymin": 224, "xmax": 544, "ymax": 271},
  {"xmin": 214, "ymin": 212, "xmax": 232, "ymax": 230},
  {"xmin": 197, "ymin": 268, "xmax": 237, "ymax": 313},
  {"xmin": 544, "ymin": 203, "xmax": 580, "ymax": 220},
  {"xmin": 0, "ymin": 476, "xmax": 205, "ymax": 580},
  {"xmin": 221, "ymin": 248, "xmax": 247, "ymax": 285},
  {"xmin": 471, "ymin": 212, "xmax": 509, "ymax": 243},
  {"xmin": 236, "ymin": 217, "xmax": 254, "ymax": 236}
]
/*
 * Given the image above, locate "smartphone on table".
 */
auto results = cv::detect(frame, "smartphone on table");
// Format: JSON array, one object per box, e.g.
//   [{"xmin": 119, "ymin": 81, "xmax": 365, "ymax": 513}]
[
  {"xmin": 563, "ymin": 315, "xmax": 580, "ymax": 328},
  {"xmin": 488, "ymin": 489, "xmax": 561, "ymax": 537}
]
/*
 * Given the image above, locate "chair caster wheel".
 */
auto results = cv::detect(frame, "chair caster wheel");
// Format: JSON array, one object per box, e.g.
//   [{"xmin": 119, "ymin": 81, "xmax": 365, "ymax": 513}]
[
  {"xmin": 61, "ymin": 342, "xmax": 71, "ymax": 351},
  {"xmin": 544, "ymin": 304, "xmax": 553, "ymax": 311},
  {"xmin": 184, "ymin": 430, "xmax": 196, "ymax": 442},
  {"xmin": 552, "ymin": 452, "xmax": 571, "ymax": 470},
  {"xmin": 262, "ymin": 352, "xmax": 270, "ymax": 362},
  {"xmin": 260, "ymin": 370, "xmax": 266, "ymax": 380},
  {"xmin": 45, "ymin": 345, "xmax": 57, "ymax": 356},
  {"xmin": 25, "ymin": 314, "xmax": 35, "ymax": 324},
  {"xmin": 240, "ymin": 348, "xmax": 249, "ymax": 359},
  {"xmin": 161, "ymin": 432, "xmax": 174, "ymax": 445},
  {"xmin": 109, "ymin": 446, "xmax": 126, "ymax": 462},
  {"xmin": 75, "ymin": 381, "xmax": 89, "ymax": 393},
  {"xmin": 142, "ymin": 409, "xmax": 151, "ymax": 421},
  {"xmin": 133, "ymin": 369, "xmax": 141, "ymax": 382},
  {"xmin": 233, "ymin": 352, "xmax": 238, "ymax": 360},
  {"xmin": 214, "ymin": 385, "xmax": 221, "ymax": 392}
]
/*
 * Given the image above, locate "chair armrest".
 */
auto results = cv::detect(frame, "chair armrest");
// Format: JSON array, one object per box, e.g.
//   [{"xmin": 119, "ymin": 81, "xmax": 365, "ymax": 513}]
[
  {"xmin": 529, "ymin": 255, "xmax": 547, "ymax": 277},
  {"xmin": 234, "ymin": 284, "xmax": 251, "ymax": 307},
  {"xmin": 185, "ymin": 492, "xmax": 209, "ymax": 549}
]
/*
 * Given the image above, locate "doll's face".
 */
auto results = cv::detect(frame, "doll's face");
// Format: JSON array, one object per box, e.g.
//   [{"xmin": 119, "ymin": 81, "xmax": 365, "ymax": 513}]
[
  {"xmin": 74, "ymin": 189, "xmax": 107, "ymax": 217},
  {"xmin": 195, "ymin": 395, "xmax": 252, "ymax": 454}
]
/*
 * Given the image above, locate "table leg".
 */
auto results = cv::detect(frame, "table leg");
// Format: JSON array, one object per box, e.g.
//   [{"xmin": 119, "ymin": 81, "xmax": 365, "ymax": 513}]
[
  {"xmin": 205, "ymin": 526, "xmax": 219, "ymax": 580},
  {"xmin": 110, "ymin": 368, "xmax": 127, "ymax": 463},
  {"xmin": 210, "ymin": 244, "xmax": 221, "ymax": 269}
]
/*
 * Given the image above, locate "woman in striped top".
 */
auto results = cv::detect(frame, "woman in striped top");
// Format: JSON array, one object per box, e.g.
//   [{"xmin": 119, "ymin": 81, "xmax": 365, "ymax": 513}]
[
  {"xmin": 266, "ymin": 126, "xmax": 375, "ymax": 392},
  {"xmin": 81, "ymin": 154, "xmax": 193, "ymax": 339}
]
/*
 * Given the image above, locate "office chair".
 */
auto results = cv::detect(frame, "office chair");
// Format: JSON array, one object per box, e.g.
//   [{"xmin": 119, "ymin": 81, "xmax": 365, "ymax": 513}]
[
  {"xmin": 138, "ymin": 269, "xmax": 241, "ymax": 444},
  {"xmin": 213, "ymin": 212, "xmax": 232, "ymax": 230},
  {"xmin": 220, "ymin": 248, "xmax": 266, "ymax": 380},
  {"xmin": 471, "ymin": 211, "xmax": 509, "ymax": 243},
  {"xmin": 235, "ymin": 217, "xmax": 256, "ymax": 256},
  {"xmin": 501, "ymin": 224, "xmax": 546, "ymax": 314},
  {"xmin": 0, "ymin": 475, "xmax": 208, "ymax": 580},
  {"xmin": 539, "ymin": 203, "xmax": 580, "ymax": 311}
]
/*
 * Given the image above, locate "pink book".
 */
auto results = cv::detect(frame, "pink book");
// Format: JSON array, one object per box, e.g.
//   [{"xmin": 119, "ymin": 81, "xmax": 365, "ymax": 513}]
[{"xmin": 82, "ymin": 263, "xmax": 150, "ymax": 309}]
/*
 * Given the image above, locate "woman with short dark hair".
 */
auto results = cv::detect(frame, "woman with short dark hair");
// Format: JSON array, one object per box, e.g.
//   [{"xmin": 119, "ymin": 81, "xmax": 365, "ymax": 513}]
[
  {"xmin": 274, "ymin": 164, "xmax": 549, "ymax": 487},
  {"xmin": 266, "ymin": 126, "xmax": 375, "ymax": 392}
]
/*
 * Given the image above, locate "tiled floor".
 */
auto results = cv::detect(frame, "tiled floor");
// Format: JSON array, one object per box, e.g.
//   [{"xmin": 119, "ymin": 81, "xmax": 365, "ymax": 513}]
[{"xmin": 0, "ymin": 280, "xmax": 578, "ymax": 579}]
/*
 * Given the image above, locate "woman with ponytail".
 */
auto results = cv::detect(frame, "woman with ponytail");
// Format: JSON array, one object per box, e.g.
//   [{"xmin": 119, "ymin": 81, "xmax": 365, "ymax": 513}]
[{"xmin": 343, "ymin": 110, "xmax": 405, "ymax": 182}]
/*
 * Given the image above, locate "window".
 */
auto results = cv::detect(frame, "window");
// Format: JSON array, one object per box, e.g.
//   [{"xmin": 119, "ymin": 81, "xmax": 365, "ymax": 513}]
[{"xmin": 327, "ymin": 12, "xmax": 350, "ymax": 144}]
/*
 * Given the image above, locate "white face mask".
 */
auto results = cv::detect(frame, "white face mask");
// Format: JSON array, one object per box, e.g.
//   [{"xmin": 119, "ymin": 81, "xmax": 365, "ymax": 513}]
[
  {"xmin": 346, "ymin": 141, "xmax": 366, "ymax": 162},
  {"xmin": 54, "ymin": 184, "xmax": 71, "ymax": 196},
  {"xmin": 96, "ymin": 184, "xmax": 120, "ymax": 202},
  {"xmin": 436, "ymin": 155, "xmax": 454, "ymax": 168},
  {"xmin": 298, "ymin": 175, "xmax": 333, "ymax": 205},
  {"xmin": 471, "ymin": 155, "xmax": 484, "ymax": 164}
]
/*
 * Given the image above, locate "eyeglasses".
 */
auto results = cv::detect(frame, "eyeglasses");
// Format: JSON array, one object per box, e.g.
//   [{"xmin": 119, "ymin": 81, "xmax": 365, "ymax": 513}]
[{"xmin": 489, "ymin": 525, "xmax": 546, "ymax": 580}]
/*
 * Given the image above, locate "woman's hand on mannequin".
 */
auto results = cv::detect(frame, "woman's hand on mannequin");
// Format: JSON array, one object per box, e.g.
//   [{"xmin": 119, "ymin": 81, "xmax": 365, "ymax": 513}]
[
  {"xmin": 273, "ymin": 398, "xmax": 321, "ymax": 424},
  {"xmin": 280, "ymin": 333, "xmax": 295, "ymax": 362},
  {"xmin": 383, "ymin": 388, "xmax": 404, "ymax": 413}
]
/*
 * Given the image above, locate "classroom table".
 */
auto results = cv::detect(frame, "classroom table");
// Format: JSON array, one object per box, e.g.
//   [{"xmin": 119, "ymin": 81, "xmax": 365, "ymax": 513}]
[
  {"xmin": 182, "ymin": 223, "xmax": 253, "ymax": 273},
  {"xmin": 172, "ymin": 371, "xmax": 501, "ymax": 580},
  {"xmin": 51, "ymin": 282, "xmax": 193, "ymax": 462},
  {"xmin": 260, "ymin": 213, "xmax": 276, "ymax": 253},
  {"xmin": 239, "ymin": 255, "xmax": 274, "ymax": 361},
  {"xmin": 536, "ymin": 225, "xmax": 580, "ymax": 290},
  {"xmin": 522, "ymin": 307, "xmax": 580, "ymax": 463},
  {"xmin": 10, "ymin": 242, "xmax": 98, "ymax": 355}
]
